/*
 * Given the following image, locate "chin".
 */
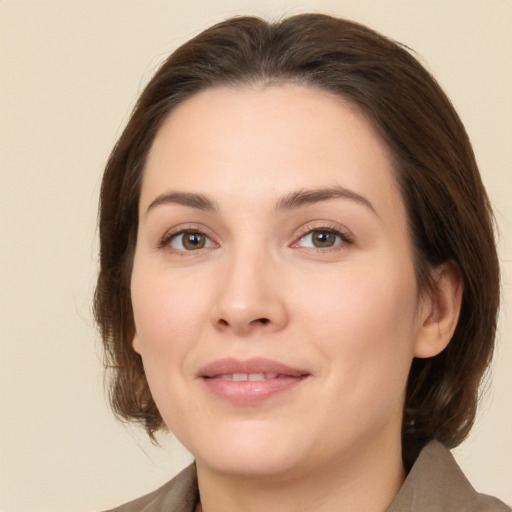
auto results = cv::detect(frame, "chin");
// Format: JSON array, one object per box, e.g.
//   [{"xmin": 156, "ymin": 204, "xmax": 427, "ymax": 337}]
[
  {"xmin": 189, "ymin": 421, "xmax": 307, "ymax": 478},
  {"xmin": 198, "ymin": 451, "xmax": 302, "ymax": 480}
]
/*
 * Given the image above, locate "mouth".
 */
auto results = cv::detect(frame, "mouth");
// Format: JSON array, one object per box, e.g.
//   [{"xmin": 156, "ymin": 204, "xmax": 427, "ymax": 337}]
[
  {"xmin": 198, "ymin": 357, "xmax": 310, "ymax": 404},
  {"xmin": 212, "ymin": 372, "xmax": 280, "ymax": 381}
]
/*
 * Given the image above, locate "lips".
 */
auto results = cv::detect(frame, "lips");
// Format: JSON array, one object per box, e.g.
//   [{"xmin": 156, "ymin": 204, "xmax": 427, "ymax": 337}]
[
  {"xmin": 214, "ymin": 372, "xmax": 279, "ymax": 381},
  {"xmin": 198, "ymin": 357, "xmax": 310, "ymax": 404}
]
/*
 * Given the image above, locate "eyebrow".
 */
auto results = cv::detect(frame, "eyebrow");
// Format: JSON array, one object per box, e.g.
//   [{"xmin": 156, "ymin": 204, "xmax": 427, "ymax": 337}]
[
  {"xmin": 276, "ymin": 186, "xmax": 377, "ymax": 214},
  {"xmin": 146, "ymin": 192, "xmax": 219, "ymax": 214},
  {"xmin": 145, "ymin": 186, "xmax": 376, "ymax": 215}
]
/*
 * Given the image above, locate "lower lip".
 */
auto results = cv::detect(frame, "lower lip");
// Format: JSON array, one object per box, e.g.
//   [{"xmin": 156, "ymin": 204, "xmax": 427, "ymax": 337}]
[{"xmin": 202, "ymin": 376, "xmax": 307, "ymax": 404}]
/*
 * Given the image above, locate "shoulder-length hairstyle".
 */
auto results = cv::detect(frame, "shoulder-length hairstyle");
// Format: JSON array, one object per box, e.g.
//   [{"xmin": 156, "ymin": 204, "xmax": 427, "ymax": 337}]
[{"xmin": 94, "ymin": 14, "xmax": 500, "ymax": 466}]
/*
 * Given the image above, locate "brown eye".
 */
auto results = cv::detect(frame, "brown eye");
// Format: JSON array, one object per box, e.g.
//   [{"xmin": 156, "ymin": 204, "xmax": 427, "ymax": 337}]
[
  {"xmin": 311, "ymin": 231, "xmax": 337, "ymax": 248},
  {"xmin": 294, "ymin": 228, "xmax": 348, "ymax": 249},
  {"xmin": 170, "ymin": 231, "xmax": 213, "ymax": 251}
]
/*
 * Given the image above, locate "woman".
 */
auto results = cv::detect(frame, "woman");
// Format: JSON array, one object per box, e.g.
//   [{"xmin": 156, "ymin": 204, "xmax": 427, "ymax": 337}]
[{"xmin": 95, "ymin": 14, "xmax": 509, "ymax": 512}]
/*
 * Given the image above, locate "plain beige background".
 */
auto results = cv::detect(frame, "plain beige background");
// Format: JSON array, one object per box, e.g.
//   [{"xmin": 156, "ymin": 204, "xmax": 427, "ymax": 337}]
[{"xmin": 1, "ymin": 1, "xmax": 511, "ymax": 511}]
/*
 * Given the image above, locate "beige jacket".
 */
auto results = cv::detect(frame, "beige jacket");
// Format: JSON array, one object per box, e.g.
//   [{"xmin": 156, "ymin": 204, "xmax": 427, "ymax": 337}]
[{"xmin": 106, "ymin": 441, "xmax": 510, "ymax": 511}]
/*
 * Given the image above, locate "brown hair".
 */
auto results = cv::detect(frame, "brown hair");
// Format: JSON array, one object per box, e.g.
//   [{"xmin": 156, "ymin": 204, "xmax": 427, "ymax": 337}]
[{"xmin": 94, "ymin": 14, "xmax": 500, "ymax": 464}]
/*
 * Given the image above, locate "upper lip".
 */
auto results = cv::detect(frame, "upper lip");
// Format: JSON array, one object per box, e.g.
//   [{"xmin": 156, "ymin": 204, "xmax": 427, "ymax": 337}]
[{"xmin": 198, "ymin": 357, "xmax": 309, "ymax": 378}]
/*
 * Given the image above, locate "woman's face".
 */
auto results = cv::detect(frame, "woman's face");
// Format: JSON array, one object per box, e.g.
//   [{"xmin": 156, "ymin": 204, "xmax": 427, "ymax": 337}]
[{"xmin": 131, "ymin": 84, "xmax": 432, "ymax": 479}]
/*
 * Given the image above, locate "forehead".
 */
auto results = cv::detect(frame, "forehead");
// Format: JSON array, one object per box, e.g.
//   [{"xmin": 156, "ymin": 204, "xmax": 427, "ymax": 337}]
[{"xmin": 142, "ymin": 84, "xmax": 403, "ymax": 221}]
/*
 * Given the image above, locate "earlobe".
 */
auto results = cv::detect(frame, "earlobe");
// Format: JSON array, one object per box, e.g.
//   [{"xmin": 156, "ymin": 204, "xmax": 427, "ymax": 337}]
[
  {"xmin": 132, "ymin": 332, "xmax": 141, "ymax": 354},
  {"xmin": 414, "ymin": 261, "xmax": 463, "ymax": 359}
]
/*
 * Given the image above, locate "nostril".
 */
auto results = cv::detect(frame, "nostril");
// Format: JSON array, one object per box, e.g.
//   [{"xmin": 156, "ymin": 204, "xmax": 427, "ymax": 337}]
[
  {"xmin": 253, "ymin": 318, "xmax": 270, "ymax": 325},
  {"xmin": 216, "ymin": 317, "xmax": 271, "ymax": 330}
]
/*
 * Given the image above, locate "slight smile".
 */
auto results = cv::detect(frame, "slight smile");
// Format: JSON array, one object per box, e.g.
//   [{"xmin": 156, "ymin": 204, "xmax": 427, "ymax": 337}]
[{"xmin": 198, "ymin": 357, "xmax": 311, "ymax": 404}]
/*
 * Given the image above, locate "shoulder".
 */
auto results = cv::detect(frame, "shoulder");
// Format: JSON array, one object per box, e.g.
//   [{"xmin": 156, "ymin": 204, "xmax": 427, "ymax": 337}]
[
  {"xmin": 388, "ymin": 441, "xmax": 510, "ymax": 512},
  {"xmin": 103, "ymin": 464, "xmax": 199, "ymax": 512}
]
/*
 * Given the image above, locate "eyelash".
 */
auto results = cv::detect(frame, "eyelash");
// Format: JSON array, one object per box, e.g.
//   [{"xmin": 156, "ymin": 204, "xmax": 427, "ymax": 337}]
[
  {"xmin": 158, "ymin": 227, "xmax": 217, "ymax": 254},
  {"xmin": 158, "ymin": 224, "xmax": 354, "ymax": 254},
  {"xmin": 291, "ymin": 225, "xmax": 354, "ymax": 252}
]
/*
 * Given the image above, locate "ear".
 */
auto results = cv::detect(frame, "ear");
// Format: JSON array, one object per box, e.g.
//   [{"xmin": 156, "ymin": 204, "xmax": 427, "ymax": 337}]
[
  {"xmin": 414, "ymin": 261, "xmax": 463, "ymax": 358},
  {"xmin": 132, "ymin": 331, "xmax": 141, "ymax": 354}
]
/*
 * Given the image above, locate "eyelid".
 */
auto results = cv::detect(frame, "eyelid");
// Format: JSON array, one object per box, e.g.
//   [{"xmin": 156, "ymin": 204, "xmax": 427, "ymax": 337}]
[
  {"xmin": 156, "ymin": 221, "xmax": 353, "ymax": 253},
  {"xmin": 290, "ymin": 223, "xmax": 354, "ymax": 249},
  {"xmin": 158, "ymin": 224, "xmax": 219, "ymax": 252},
  {"xmin": 172, "ymin": 231, "xmax": 215, "ymax": 250}
]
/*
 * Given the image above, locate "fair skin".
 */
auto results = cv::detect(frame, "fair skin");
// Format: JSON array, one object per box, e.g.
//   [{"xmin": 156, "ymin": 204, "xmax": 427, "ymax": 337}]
[{"xmin": 131, "ymin": 84, "xmax": 462, "ymax": 512}]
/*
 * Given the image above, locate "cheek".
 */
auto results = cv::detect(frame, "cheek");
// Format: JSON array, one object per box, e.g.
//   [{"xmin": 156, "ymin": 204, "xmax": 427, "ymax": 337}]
[
  {"xmin": 130, "ymin": 264, "xmax": 214, "ymax": 423},
  {"xmin": 131, "ymin": 266, "xmax": 208, "ymax": 338},
  {"xmin": 131, "ymin": 262, "xmax": 213, "ymax": 363},
  {"xmin": 295, "ymin": 260, "xmax": 419, "ymax": 386}
]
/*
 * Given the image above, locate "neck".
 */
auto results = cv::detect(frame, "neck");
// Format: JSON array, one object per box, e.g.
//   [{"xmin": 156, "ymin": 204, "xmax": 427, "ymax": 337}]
[{"xmin": 195, "ymin": 435, "xmax": 405, "ymax": 512}]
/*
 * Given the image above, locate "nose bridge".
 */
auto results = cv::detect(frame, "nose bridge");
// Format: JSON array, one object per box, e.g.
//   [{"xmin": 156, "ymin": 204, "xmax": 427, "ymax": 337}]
[{"xmin": 212, "ymin": 238, "xmax": 287, "ymax": 334}]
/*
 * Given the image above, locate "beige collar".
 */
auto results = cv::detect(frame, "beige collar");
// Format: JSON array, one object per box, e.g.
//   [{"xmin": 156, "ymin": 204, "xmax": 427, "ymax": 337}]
[{"xmin": 108, "ymin": 441, "xmax": 509, "ymax": 512}]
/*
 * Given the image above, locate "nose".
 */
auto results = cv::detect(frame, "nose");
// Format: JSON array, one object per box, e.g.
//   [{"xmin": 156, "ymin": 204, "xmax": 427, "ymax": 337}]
[{"xmin": 211, "ymin": 247, "xmax": 289, "ymax": 336}]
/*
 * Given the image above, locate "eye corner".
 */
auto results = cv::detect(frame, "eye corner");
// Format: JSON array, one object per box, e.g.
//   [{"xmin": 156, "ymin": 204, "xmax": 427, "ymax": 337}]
[
  {"xmin": 291, "ymin": 224, "xmax": 354, "ymax": 252},
  {"xmin": 158, "ymin": 226, "xmax": 219, "ymax": 254}
]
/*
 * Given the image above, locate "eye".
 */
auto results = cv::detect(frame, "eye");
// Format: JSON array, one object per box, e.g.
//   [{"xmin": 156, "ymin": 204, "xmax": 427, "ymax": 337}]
[
  {"xmin": 293, "ymin": 228, "xmax": 349, "ymax": 249},
  {"xmin": 167, "ymin": 230, "xmax": 215, "ymax": 251}
]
